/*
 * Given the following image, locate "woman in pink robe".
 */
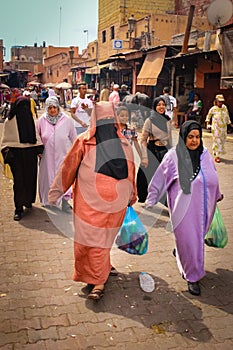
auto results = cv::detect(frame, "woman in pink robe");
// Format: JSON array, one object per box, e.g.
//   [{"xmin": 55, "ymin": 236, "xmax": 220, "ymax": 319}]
[
  {"xmin": 146, "ymin": 121, "xmax": 222, "ymax": 296},
  {"xmin": 36, "ymin": 97, "xmax": 76, "ymax": 210},
  {"xmin": 48, "ymin": 101, "xmax": 137, "ymax": 300}
]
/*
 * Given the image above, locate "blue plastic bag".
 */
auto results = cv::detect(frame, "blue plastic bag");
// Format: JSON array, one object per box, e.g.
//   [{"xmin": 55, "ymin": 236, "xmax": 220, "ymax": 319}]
[
  {"xmin": 115, "ymin": 206, "xmax": 148, "ymax": 255},
  {"xmin": 204, "ymin": 205, "xmax": 228, "ymax": 248}
]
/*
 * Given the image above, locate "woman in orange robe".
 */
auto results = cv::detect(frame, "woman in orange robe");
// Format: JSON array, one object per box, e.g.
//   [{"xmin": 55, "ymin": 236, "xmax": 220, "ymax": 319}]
[{"xmin": 48, "ymin": 101, "xmax": 137, "ymax": 299}]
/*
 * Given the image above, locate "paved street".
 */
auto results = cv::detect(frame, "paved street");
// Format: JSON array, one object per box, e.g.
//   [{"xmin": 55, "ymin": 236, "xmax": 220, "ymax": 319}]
[{"xmin": 0, "ymin": 109, "xmax": 233, "ymax": 350}]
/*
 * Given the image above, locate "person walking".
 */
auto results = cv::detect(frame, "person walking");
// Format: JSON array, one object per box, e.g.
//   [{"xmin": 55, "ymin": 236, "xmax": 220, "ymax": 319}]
[
  {"xmin": 0, "ymin": 95, "xmax": 44, "ymax": 220},
  {"xmin": 161, "ymin": 86, "xmax": 178, "ymax": 128},
  {"xmin": 146, "ymin": 121, "xmax": 223, "ymax": 296},
  {"xmin": 23, "ymin": 90, "xmax": 38, "ymax": 119},
  {"xmin": 36, "ymin": 96, "xmax": 76, "ymax": 211},
  {"xmin": 40, "ymin": 87, "xmax": 49, "ymax": 108},
  {"xmin": 136, "ymin": 96, "xmax": 172, "ymax": 203},
  {"xmin": 48, "ymin": 87, "xmax": 56, "ymax": 97},
  {"xmin": 70, "ymin": 83, "xmax": 93, "ymax": 135},
  {"xmin": 99, "ymin": 85, "xmax": 110, "ymax": 101},
  {"xmin": 10, "ymin": 88, "xmax": 20, "ymax": 105},
  {"xmin": 48, "ymin": 101, "xmax": 137, "ymax": 300},
  {"xmin": 117, "ymin": 104, "xmax": 142, "ymax": 159},
  {"xmin": 109, "ymin": 84, "xmax": 120, "ymax": 105},
  {"xmin": 205, "ymin": 94, "xmax": 233, "ymax": 163},
  {"xmin": 185, "ymin": 93, "xmax": 203, "ymax": 124}
]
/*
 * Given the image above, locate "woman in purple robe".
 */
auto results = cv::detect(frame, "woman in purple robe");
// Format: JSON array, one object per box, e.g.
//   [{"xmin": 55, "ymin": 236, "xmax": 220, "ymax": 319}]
[
  {"xmin": 146, "ymin": 121, "xmax": 223, "ymax": 296},
  {"xmin": 36, "ymin": 96, "xmax": 77, "ymax": 211}
]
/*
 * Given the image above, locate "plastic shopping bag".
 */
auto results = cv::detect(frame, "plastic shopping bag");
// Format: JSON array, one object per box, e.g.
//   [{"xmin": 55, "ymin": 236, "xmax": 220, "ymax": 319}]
[
  {"xmin": 115, "ymin": 206, "xmax": 148, "ymax": 255},
  {"xmin": 204, "ymin": 205, "xmax": 228, "ymax": 248}
]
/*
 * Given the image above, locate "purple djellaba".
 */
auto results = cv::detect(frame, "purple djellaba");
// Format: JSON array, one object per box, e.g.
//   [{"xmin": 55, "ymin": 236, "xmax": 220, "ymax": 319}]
[{"xmin": 146, "ymin": 121, "xmax": 223, "ymax": 296}]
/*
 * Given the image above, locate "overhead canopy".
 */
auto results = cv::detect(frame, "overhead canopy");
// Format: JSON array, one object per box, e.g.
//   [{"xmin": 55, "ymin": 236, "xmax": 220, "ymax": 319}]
[
  {"xmin": 137, "ymin": 48, "xmax": 166, "ymax": 86},
  {"xmin": 85, "ymin": 63, "xmax": 110, "ymax": 75}
]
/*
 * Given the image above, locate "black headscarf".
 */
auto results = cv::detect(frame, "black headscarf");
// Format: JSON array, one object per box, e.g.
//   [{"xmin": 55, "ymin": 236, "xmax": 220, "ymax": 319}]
[
  {"xmin": 149, "ymin": 97, "xmax": 170, "ymax": 133},
  {"xmin": 8, "ymin": 96, "xmax": 36, "ymax": 144},
  {"xmin": 176, "ymin": 121, "xmax": 203, "ymax": 194},
  {"xmin": 95, "ymin": 118, "xmax": 128, "ymax": 179}
]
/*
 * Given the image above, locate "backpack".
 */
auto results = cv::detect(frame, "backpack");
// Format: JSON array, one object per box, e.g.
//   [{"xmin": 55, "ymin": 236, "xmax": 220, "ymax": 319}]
[{"xmin": 161, "ymin": 94, "xmax": 173, "ymax": 111}]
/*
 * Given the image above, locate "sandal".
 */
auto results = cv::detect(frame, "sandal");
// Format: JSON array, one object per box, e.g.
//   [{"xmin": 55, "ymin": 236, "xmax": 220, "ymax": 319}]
[{"xmin": 88, "ymin": 288, "xmax": 104, "ymax": 300}]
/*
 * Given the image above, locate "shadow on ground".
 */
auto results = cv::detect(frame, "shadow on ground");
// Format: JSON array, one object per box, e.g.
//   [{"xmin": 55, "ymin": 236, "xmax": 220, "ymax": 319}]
[
  {"xmin": 18, "ymin": 205, "xmax": 74, "ymax": 240},
  {"xmin": 81, "ymin": 271, "xmax": 213, "ymax": 343}
]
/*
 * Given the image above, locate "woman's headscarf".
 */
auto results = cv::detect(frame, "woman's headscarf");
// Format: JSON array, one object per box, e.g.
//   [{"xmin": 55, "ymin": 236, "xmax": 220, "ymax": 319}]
[
  {"xmin": 149, "ymin": 97, "xmax": 170, "ymax": 133},
  {"xmin": 176, "ymin": 120, "xmax": 203, "ymax": 194},
  {"xmin": 8, "ymin": 96, "xmax": 36, "ymax": 144},
  {"xmin": 86, "ymin": 101, "xmax": 128, "ymax": 180},
  {"xmin": 45, "ymin": 96, "xmax": 62, "ymax": 125}
]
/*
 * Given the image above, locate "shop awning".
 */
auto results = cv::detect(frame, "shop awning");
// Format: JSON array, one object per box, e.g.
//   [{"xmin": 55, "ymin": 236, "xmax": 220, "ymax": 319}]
[
  {"xmin": 85, "ymin": 63, "xmax": 110, "ymax": 74},
  {"xmin": 137, "ymin": 48, "xmax": 166, "ymax": 86}
]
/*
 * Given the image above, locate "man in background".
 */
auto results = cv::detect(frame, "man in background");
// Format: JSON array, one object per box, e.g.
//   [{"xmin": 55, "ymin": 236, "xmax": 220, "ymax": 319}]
[
  {"xmin": 109, "ymin": 84, "xmax": 120, "ymax": 105},
  {"xmin": 70, "ymin": 83, "xmax": 93, "ymax": 135},
  {"xmin": 161, "ymin": 86, "xmax": 178, "ymax": 128}
]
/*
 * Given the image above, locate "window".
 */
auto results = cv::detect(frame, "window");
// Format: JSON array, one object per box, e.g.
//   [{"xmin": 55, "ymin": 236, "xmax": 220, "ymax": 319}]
[
  {"xmin": 110, "ymin": 26, "xmax": 115, "ymax": 40},
  {"xmin": 102, "ymin": 30, "xmax": 106, "ymax": 43}
]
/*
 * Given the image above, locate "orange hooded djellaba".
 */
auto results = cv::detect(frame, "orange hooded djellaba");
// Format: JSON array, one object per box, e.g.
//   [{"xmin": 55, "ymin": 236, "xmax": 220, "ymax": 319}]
[{"xmin": 48, "ymin": 101, "xmax": 137, "ymax": 285}]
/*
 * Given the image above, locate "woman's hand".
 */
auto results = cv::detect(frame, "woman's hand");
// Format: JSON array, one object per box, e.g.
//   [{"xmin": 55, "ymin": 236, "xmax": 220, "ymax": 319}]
[{"xmin": 141, "ymin": 157, "xmax": 149, "ymax": 168}]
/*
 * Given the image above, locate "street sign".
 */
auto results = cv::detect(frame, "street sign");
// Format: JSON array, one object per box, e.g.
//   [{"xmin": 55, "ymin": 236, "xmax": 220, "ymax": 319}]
[{"xmin": 113, "ymin": 40, "xmax": 123, "ymax": 49}]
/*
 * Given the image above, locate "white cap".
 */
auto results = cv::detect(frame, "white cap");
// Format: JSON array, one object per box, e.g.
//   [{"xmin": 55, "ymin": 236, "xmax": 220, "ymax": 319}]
[{"xmin": 113, "ymin": 84, "xmax": 119, "ymax": 89}]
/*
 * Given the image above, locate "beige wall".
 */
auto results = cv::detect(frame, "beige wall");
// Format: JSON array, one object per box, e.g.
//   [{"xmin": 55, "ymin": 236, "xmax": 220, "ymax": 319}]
[
  {"xmin": 43, "ymin": 53, "xmax": 70, "ymax": 84},
  {"xmin": 97, "ymin": 0, "xmax": 214, "ymax": 62}
]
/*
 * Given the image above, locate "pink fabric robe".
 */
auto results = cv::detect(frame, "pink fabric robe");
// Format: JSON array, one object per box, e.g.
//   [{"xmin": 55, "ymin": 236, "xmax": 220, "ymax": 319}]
[{"xmin": 36, "ymin": 113, "xmax": 76, "ymax": 206}]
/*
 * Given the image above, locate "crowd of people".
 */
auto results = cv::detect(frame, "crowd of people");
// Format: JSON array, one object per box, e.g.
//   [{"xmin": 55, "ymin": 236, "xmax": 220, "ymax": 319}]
[{"xmin": 0, "ymin": 81, "xmax": 231, "ymax": 299}]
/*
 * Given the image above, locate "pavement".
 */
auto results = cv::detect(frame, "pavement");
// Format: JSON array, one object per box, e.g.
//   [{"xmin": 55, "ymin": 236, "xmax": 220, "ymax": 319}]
[{"xmin": 0, "ymin": 108, "xmax": 233, "ymax": 350}]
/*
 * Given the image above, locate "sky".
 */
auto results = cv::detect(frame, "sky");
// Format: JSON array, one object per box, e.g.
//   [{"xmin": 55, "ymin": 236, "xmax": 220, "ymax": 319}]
[{"xmin": 0, "ymin": 0, "xmax": 98, "ymax": 61}]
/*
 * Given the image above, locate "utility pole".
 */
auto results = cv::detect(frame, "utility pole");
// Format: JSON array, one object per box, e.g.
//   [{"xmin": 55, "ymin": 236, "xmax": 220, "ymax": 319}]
[{"xmin": 181, "ymin": 5, "xmax": 195, "ymax": 54}]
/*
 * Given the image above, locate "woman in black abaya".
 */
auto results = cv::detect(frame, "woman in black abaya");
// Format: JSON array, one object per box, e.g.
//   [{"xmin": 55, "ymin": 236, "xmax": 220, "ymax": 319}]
[
  {"xmin": 1, "ymin": 96, "xmax": 44, "ymax": 220},
  {"xmin": 136, "ymin": 97, "xmax": 172, "ymax": 203}
]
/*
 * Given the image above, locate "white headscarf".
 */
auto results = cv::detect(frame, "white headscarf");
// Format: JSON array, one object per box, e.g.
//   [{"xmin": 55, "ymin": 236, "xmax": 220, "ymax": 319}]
[{"xmin": 45, "ymin": 96, "xmax": 62, "ymax": 125}]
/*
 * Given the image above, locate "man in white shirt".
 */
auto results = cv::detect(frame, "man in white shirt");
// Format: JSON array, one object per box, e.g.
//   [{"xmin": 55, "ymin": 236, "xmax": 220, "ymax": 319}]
[
  {"xmin": 48, "ymin": 88, "xmax": 56, "ymax": 97},
  {"xmin": 70, "ymin": 83, "xmax": 93, "ymax": 135},
  {"xmin": 109, "ymin": 84, "xmax": 120, "ymax": 105},
  {"xmin": 161, "ymin": 86, "xmax": 178, "ymax": 127}
]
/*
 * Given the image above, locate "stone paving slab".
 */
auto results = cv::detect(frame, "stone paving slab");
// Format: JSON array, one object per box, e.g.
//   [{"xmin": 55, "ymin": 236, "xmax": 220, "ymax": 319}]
[{"xmin": 0, "ymin": 114, "xmax": 233, "ymax": 349}]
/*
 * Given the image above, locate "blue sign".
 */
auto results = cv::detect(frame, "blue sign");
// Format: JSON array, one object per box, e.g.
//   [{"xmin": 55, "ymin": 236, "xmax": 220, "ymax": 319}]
[{"xmin": 113, "ymin": 40, "xmax": 123, "ymax": 49}]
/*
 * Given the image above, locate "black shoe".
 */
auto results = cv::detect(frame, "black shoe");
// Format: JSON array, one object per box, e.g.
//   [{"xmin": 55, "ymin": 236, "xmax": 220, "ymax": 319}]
[
  {"xmin": 172, "ymin": 248, "xmax": 176, "ymax": 257},
  {"xmin": 187, "ymin": 281, "xmax": 200, "ymax": 296},
  {"xmin": 14, "ymin": 212, "xmax": 22, "ymax": 221},
  {"xmin": 14, "ymin": 207, "xmax": 24, "ymax": 220}
]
